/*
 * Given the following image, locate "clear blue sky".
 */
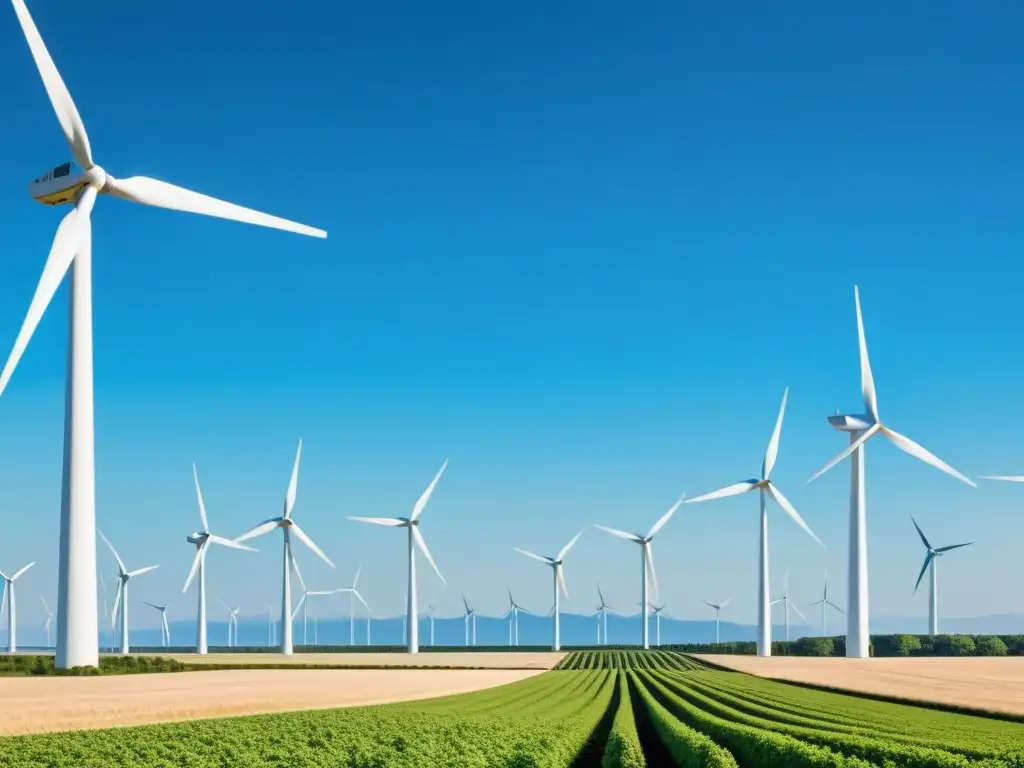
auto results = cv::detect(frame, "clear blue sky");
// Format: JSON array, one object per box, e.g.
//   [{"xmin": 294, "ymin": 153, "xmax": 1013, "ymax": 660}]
[{"xmin": 0, "ymin": 0, "xmax": 1022, "ymax": 635}]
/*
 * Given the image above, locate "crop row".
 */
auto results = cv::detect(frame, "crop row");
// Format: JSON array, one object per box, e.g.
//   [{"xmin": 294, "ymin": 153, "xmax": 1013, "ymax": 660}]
[{"xmin": 556, "ymin": 650, "xmax": 704, "ymax": 671}]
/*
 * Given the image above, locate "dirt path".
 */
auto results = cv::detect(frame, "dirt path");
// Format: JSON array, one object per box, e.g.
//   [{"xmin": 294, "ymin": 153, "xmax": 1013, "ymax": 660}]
[
  {"xmin": 696, "ymin": 654, "xmax": 1024, "ymax": 715},
  {"xmin": 0, "ymin": 668, "xmax": 543, "ymax": 735}
]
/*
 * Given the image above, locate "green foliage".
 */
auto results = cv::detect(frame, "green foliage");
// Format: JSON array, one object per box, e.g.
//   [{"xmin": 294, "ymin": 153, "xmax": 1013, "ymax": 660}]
[
  {"xmin": 792, "ymin": 637, "xmax": 835, "ymax": 657},
  {"xmin": 933, "ymin": 635, "xmax": 977, "ymax": 657},
  {"xmin": 555, "ymin": 651, "xmax": 704, "ymax": 671},
  {"xmin": 977, "ymin": 636, "xmax": 1008, "ymax": 656},
  {"xmin": 0, "ymin": 655, "xmax": 187, "ymax": 677},
  {"xmin": 602, "ymin": 672, "xmax": 645, "ymax": 768}
]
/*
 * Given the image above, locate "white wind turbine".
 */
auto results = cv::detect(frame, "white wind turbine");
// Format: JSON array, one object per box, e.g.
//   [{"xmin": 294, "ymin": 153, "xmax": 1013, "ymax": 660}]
[
  {"xmin": 647, "ymin": 601, "xmax": 668, "ymax": 646},
  {"xmin": 183, "ymin": 464, "xmax": 256, "ymax": 654},
  {"xmin": 503, "ymin": 590, "xmax": 529, "ymax": 647},
  {"xmin": 0, "ymin": 563, "xmax": 34, "ymax": 652},
  {"xmin": 220, "ymin": 600, "xmax": 241, "ymax": 648},
  {"xmin": 686, "ymin": 387, "xmax": 821, "ymax": 657},
  {"xmin": 41, "ymin": 596, "xmax": 56, "ymax": 648},
  {"xmin": 462, "ymin": 594, "xmax": 478, "ymax": 646},
  {"xmin": 290, "ymin": 561, "xmax": 336, "ymax": 647},
  {"xmin": 808, "ymin": 286, "xmax": 975, "ymax": 658},
  {"xmin": 701, "ymin": 597, "xmax": 732, "ymax": 645},
  {"xmin": 595, "ymin": 495, "xmax": 683, "ymax": 650},
  {"xmin": 2, "ymin": 0, "xmax": 326, "ymax": 670},
  {"xmin": 347, "ymin": 460, "xmax": 449, "ymax": 654},
  {"xmin": 235, "ymin": 440, "xmax": 335, "ymax": 655},
  {"xmin": 142, "ymin": 601, "xmax": 171, "ymax": 648},
  {"xmin": 769, "ymin": 570, "xmax": 807, "ymax": 642},
  {"xmin": 336, "ymin": 565, "xmax": 369, "ymax": 646},
  {"xmin": 514, "ymin": 531, "xmax": 583, "ymax": 652},
  {"xmin": 595, "ymin": 585, "xmax": 614, "ymax": 645},
  {"xmin": 99, "ymin": 531, "xmax": 159, "ymax": 654},
  {"xmin": 808, "ymin": 570, "xmax": 845, "ymax": 636},
  {"xmin": 427, "ymin": 604, "xmax": 437, "ymax": 646},
  {"xmin": 909, "ymin": 515, "xmax": 973, "ymax": 637}
]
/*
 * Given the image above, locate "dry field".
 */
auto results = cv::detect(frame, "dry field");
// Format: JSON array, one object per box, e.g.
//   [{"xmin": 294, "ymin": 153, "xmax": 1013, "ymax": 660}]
[
  {"xmin": 0, "ymin": 668, "xmax": 544, "ymax": 735},
  {"xmin": 697, "ymin": 654, "xmax": 1024, "ymax": 715},
  {"xmin": 153, "ymin": 651, "xmax": 564, "ymax": 669}
]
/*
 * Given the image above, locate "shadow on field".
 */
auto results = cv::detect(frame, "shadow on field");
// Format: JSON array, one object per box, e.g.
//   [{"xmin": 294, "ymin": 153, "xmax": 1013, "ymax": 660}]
[
  {"xmin": 570, "ymin": 673, "xmax": 619, "ymax": 767},
  {"xmin": 627, "ymin": 674, "xmax": 675, "ymax": 766}
]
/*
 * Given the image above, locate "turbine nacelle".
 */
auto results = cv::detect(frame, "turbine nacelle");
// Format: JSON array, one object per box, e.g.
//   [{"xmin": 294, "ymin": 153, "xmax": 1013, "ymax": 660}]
[{"xmin": 827, "ymin": 414, "xmax": 875, "ymax": 432}]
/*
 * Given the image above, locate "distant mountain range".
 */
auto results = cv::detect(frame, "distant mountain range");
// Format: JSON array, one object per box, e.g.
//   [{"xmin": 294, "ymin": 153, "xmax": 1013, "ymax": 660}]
[{"xmin": 12, "ymin": 611, "xmax": 1023, "ymax": 650}]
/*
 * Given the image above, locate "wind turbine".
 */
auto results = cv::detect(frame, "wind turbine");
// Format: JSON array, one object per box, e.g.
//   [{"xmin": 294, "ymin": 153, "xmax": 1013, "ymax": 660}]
[
  {"xmin": 99, "ymin": 531, "xmax": 158, "ymax": 654},
  {"xmin": 182, "ymin": 463, "xmax": 256, "ymax": 654},
  {"xmin": 41, "ymin": 596, "xmax": 56, "ymax": 648},
  {"xmin": 2, "ymin": 0, "xmax": 326, "ymax": 670},
  {"xmin": 427, "ymin": 604, "xmax": 437, "ymax": 646},
  {"xmin": 513, "ymin": 531, "xmax": 583, "ymax": 651},
  {"xmin": 266, "ymin": 607, "xmax": 275, "ymax": 647},
  {"xmin": 650, "ymin": 602, "xmax": 667, "ymax": 647},
  {"xmin": 769, "ymin": 570, "xmax": 807, "ymax": 642},
  {"xmin": 595, "ymin": 585, "xmax": 614, "ymax": 645},
  {"xmin": 686, "ymin": 387, "xmax": 821, "ymax": 657},
  {"xmin": 335, "ymin": 565, "xmax": 369, "ymax": 646},
  {"xmin": 503, "ymin": 590, "xmax": 528, "ymax": 647},
  {"xmin": 235, "ymin": 440, "xmax": 335, "ymax": 655},
  {"xmin": 909, "ymin": 515, "xmax": 973, "ymax": 636},
  {"xmin": 220, "ymin": 600, "xmax": 241, "ymax": 648},
  {"xmin": 701, "ymin": 597, "xmax": 732, "ymax": 645},
  {"xmin": 595, "ymin": 494, "xmax": 683, "ymax": 650},
  {"xmin": 142, "ymin": 601, "xmax": 171, "ymax": 648},
  {"xmin": 462, "ymin": 595, "xmax": 478, "ymax": 646},
  {"xmin": 347, "ymin": 460, "xmax": 449, "ymax": 654},
  {"xmin": 0, "ymin": 563, "xmax": 35, "ymax": 652},
  {"xmin": 809, "ymin": 570, "xmax": 845, "ymax": 636},
  {"xmin": 808, "ymin": 287, "xmax": 975, "ymax": 658}
]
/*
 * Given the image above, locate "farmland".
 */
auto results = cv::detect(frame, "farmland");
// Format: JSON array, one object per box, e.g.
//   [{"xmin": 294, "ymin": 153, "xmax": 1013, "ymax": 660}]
[{"xmin": 2, "ymin": 650, "xmax": 1024, "ymax": 766}]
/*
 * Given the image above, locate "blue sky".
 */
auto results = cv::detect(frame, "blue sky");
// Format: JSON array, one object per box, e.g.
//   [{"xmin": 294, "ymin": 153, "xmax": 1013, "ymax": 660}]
[{"xmin": 0, "ymin": 0, "xmax": 1022, "ymax": 636}]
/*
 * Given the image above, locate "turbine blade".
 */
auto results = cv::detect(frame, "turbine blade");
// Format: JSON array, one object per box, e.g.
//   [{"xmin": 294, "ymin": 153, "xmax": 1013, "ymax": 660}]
[
  {"xmin": 809, "ymin": 599, "xmax": 825, "ymax": 606},
  {"xmin": 0, "ymin": 203, "xmax": 87, "ymax": 398},
  {"xmin": 556, "ymin": 564, "xmax": 569, "ymax": 599},
  {"xmin": 769, "ymin": 598, "xmax": 783, "ymax": 607},
  {"xmin": 979, "ymin": 475, "xmax": 1024, "ymax": 483},
  {"xmin": 881, "ymin": 427, "xmax": 976, "ymax": 487},
  {"xmin": 935, "ymin": 542, "xmax": 973, "ymax": 553},
  {"xmin": 291, "ymin": 594, "xmax": 306, "ymax": 621},
  {"xmin": 720, "ymin": 597, "xmax": 733, "ymax": 607},
  {"xmin": 352, "ymin": 563, "xmax": 363, "ymax": 589},
  {"xmin": 557, "ymin": 531, "xmax": 583, "ymax": 561},
  {"xmin": 814, "ymin": 425, "xmax": 881, "ymax": 485},
  {"xmin": 789, "ymin": 601, "xmax": 809, "ymax": 623},
  {"xmin": 646, "ymin": 494, "xmax": 686, "ymax": 540},
  {"xmin": 290, "ymin": 553, "xmax": 307, "ymax": 591},
  {"xmin": 701, "ymin": 599, "xmax": 717, "ymax": 609},
  {"xmin": 10, "ymin": 562, "xmax": 35, "ymax": 581},
  {"xmin": 685, "ymin": 480, "xmax": 759, "ymax": 505},
  {"xmin": 765, "ymin": 484, "xmax": 823, "ymax": 547},
  {"xmin": 111, "ymin": 582, "xmax": 123, "ymax": 626},
  {"xmin": 192, "ymin": 463, "xmax": 209, "ymax": 533},
  {"xmin": 142, "ymin": 601, "xmax": 161, "ymax": 611},
  {"xmin": 827, "ymin": 601, "xmax": 847, "ymax": 615},
  {"xmin": 593, "ymin": 525, "xmax": 642, "ymax": 543},
  {"xmin": 411, "ymin": 459, "xmax": 448, "ymax": 521},
  {"xmin": 10, "ymin": 0, "xmax": 93, "ymax": 168},
  {"xmin": 347, "ymin": 516, "xmax": 406, "ymax": 527},
  {"xmin": 106, "ymin": 177, "xmax": 326, "ymax": 239},
  {"xmin": 182, "ymin": 542, "xmax": 206, "ymax": 593},
  {"xmin": 352, "ymin": 589, "xmax": 370, "ymax": 611},
  {"xmin": 234, "ymin": 518, "xmax": 281, "ymax": 543},
  {"xmin": 762, "ymin": 387, "xmax": 790, "ymax": 480},
  {"xmin": 40, "ymin": 595, "xmax": 49, "ymax": 614},
  {"xmin": 913, "ymin": 552, "xmax": 933, "ymax": 593},
  {"xmin": 908, "ymin": 514, "xmax": 932, "ymax": 550},
  {"xmin": 289, "ymin": 523, "xmax": 335, "ymax": 568},
  {"xmin": 128, "ymin": 565, "xmax": 160, "ymax": 578},
  {"xmin": 854, "ymin": 286, "xmax": 880, "ymax": 422},
  {"xmin": 98, "ymin": 529, "xmax": 127, "ymax": 575},
  {"xmin": 412, "ymin": 526, "xmax": 445, "ymax": 584},
  {"xmin": 513, "ymin": 547, "xmax": 552, "ymax": 565},
  {"xmin": 208, "ymin": 534, "xmax": 257, "ymax": 552},
  {"xmin": 285, "ymin": 439, "xmax": 302, "ymax": 518}
]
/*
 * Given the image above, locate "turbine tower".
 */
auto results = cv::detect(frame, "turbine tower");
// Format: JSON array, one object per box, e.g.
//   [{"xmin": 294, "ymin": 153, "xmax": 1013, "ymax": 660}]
[
  {"xmin": 0, "ymin": 563, "xmax": 35, "ymax": 652},
  {"xmin": 769, "ymin": 570, "xmax": 807, "ymax": 642},
  {"xmin": 427, "ymin": 604, "xmax": 436, "ymax": 646},
  {"xmin": 686, "ymin": 387, "xmax": 821, "ymax": 657},
  {"xmin": 595, "ymin": 494, "xmax": 684, "ymax": 650},
  {"xmin": 808, "ymin": 570, "xmax": 845, "ymax": 636},
  {"xmin": 595, "ymin": 585, "xmax": 614, "ymax": 645},
  {"xmin": 808, "ymin": 287, "xmax": 975, "ymax": 658},
  {"xmin": 235, "ymin": 440, "xmax": 335, "ymax": 655},
  {"xmin": 513, "ymin": 531, "xmax": 582, "ymax": 652},
  {"xmin": 347, "ymin": 460, "xmax": 449, "ymax": 654},
  {"xmin": 41, "ymin": 596, "xmax": 56, "ymax": 648},
  {"xmin": 99, "ymin": 531, "xmax": 158, "ymax": 654},
  {"xmin": 182, "ymin": 463, "xmax": 256, "ymax": 654},
  {"xmin": 2, "ymin": 0, "xmax": 327, "ymax": 669},
  {"xmin": 701, "ymin": 597, "xmax": 732, "ymax": 645},
  {"xmin": 142, "ymin": 601, "xmax": 171, "ymax": 648},
  {"xmin": 910, "ymin": 515, "xmax": 973, "ymax": 637}
]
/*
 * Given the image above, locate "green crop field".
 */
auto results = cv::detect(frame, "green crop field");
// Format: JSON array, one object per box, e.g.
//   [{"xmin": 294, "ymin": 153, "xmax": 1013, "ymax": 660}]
[{"xmin": 2, "ymin": 651, "xmax": 1023, "ymax": 767}]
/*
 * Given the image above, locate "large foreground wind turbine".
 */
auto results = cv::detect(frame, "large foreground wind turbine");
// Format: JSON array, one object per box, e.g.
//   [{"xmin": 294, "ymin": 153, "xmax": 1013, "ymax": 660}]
[
  {"xmin": 2, "ymin": 0, "xmax": 327, "ymax": 669},
  {"xmin": 808, "ymin": 570, "xmax": 845, "ymax": 636},
  {"xmin": 909, "ymin": 515, "xmax": 973, "ymax": 637},
  {"xmin": 99, "ymin": 531, "xmax": 158, "ymax": 654},
  {"xmin": 595, "ymin": 495, "xmax": 684, "ymax": 650},
  {"xmin": 183, "ymin": 464, "xmax": 256, "ymax": 654},
  {"xmin": 142, "ymin": 601, "xmax": 171, "ymax": 648},
  {"xmin": 347, "ymin": 461, "xmax": 449, "ymax": 654},
  {"xmin": 808, "ymin": 287, "xmax": 975, "ymax": 658},
  {"xmin": 0, "ymin": 563, "xmax": 35, "ymax": 652},
  {"xmin": 686, "ymin": 388, "xmax": 821, "ymax": 657},
  {"xmin": 513, "ymin": 531, "xmax": 582, "ymax": 651},
  {"xmin": 235, "ymin": 440, "xmax": 335, "ymax": 655},
  {"xmin": 701, "ymin": 597, "xmax": 732, "ymax": 644}
]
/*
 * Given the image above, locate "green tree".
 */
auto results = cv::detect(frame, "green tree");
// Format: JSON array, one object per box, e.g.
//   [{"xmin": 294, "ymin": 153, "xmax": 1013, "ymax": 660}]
[
  {"xmin": 893, "ymin": 634, "xmax": 921, "ymax": 657},
  {"xmin": 793, "ymin": 637, "xmax": 834, "ymax": 656},
  {"xmin": 976, "ymin": 636, "xmax": 1008, "ymax": 656}
]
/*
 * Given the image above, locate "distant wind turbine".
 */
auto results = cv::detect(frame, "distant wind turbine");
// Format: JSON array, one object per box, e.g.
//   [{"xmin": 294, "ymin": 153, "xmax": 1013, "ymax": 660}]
[
  {"xmin": 235, "ymin": 440, "xmax": 335, "ymax": 655},
  {"xmin": 347, "ymin": 460, "xmax": 449, "ymax": 654},
  {"xmin": 503, "ymin": 590, "xmax": 529, "ymax": 647},
  {"xmin": 910, "ymin": 515, "xmax": 973, "ymax": 637},
  {"xmin": 142, "ymin": 600, "xmax": 171, "ymax": 648},
  {"xmin": 0, "ymin": 562, "xmax": 35, "ymax": 652},
  {"xmin": 701, "ymin": 597, "xmax": 732, "ymax": 644},
  {"xmin": 648, "ymin": 602, "xmax": 668, "ymax": 646},
  {"xmin": 427, "ymin": 604, "xmax": 437, "ymax": 646},
  {"xmin": 290, "ymin": 564, "xmax": 336, "ymax": 646},
  {"xmin": 220, "ymin": 600, "xmax": 240, "ymax": 647},
  {"xmin": 461, "ymin": 594, "xmax": 478, "ymax": 646},
  {"xmin": 808, "ymin": 570, "xmax": 844, "ymax": 636},
  {"xmin": 595, "ymin": 495, "xmax": 683, "ymax": 650},
  {"xmin": 99, "ymin": 531, "xmax": 158, "ymax": 654},
  {"xmin": 41, "ymin": 596, "xmax": 55, "ymax": 648},
  {"xmin": 770, "ymin": 570, "xmax": 807, "ymax": 642},
  {"xmin": 337, "ymin": 565, "xmax": 369, "ymax": 646},
  {"xmin": 595, "ymin": 585, "xmax": 614, "ymax": 645},
  {"xmin": 513, "ymin": 531, "xmax": 583, "ymax": 651},
  {"xmin": 687, "ymin": 387, "xmax": 821, "ymax": 657}
]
